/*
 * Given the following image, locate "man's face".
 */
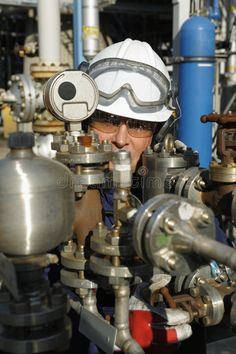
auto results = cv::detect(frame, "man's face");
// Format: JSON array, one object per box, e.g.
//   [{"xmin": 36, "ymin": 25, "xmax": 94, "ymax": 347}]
[{"xmin": 89, "ymin": 114, "xmax": 155, "ymax": 172}]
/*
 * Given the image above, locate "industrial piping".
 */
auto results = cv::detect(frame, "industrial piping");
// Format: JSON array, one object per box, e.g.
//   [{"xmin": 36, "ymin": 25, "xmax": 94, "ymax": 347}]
[
  {"xmin": 73, "ymin": 0, "xmax": 84, "ymax": 68},
  {"xmin": 37, "ymin": 0, "xmax": 61, "ymax": 64}
]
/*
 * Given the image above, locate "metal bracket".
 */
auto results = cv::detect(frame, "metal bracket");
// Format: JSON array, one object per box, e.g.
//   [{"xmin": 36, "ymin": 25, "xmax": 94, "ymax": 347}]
[{"xmin": 79, "ymin": 306, "xmax": 117, "ymax": 354}]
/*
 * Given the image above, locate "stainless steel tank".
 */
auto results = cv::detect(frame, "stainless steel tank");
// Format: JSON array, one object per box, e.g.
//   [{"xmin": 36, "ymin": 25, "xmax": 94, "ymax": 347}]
[{"xmin": 0, "ymin": 133, "xmax": 75, "ymax": 256}]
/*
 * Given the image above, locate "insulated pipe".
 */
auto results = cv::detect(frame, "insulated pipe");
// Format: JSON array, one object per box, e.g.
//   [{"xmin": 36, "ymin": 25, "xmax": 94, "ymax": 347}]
[
  {"xmin": 37, "ymin": 0, "xmax": 61, "ymax": 64},
  {"xmin": 73, "ymin": 0, "xmax": 84, "ymax": 68},
  {"xmin": 226, "ymin": 0, "xmax": 236, "ymax": 85},
  {"xmin": 178, "ymin": 16, "xmax": 215, "ymax": 167},
  {"xmin": 172, "ymin": 0, "xmax": 190, "ymax": 81},
  {"xmin": 113, "ymin": 284, "xmax": 144, "ymax": 354},
  {"xmin": 172, "ymin": 0, "xmax": 191, "ymax": 55},
  {"xmin": 82, "ymin": 0, "xmax": 100, "ymax": 60}
]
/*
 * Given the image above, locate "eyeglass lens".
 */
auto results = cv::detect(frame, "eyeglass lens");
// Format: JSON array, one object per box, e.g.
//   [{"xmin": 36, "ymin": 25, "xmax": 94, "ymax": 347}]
[{"xmin": 89, "ymin": 113, "xmax": 156, "ymax": 138}]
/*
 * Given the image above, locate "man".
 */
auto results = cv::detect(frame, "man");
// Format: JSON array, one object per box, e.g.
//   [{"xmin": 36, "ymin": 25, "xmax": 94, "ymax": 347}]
[
  {"xmin": 74, "ymin": 38, "xmax": 173, "ymax": 243},
  {"xmin": 71, "ymin": 39, "xmax": 194, "ymax": 354}
]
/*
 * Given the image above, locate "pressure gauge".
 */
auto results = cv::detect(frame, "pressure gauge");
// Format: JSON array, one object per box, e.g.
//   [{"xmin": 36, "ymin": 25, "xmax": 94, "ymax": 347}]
[{"xmin": 43, "ymin": 69, "xmax": 99, "ymax": 123}]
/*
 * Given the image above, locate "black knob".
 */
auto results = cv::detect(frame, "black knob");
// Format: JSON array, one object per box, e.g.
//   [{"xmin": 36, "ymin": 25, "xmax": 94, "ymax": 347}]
[
  {"xmin": 58, "ymin": 81, "xmax": 76, "ymax": 101},
  {"xmin": 8, "ymin": 132, "xmax": 35, "ymax": 149}
]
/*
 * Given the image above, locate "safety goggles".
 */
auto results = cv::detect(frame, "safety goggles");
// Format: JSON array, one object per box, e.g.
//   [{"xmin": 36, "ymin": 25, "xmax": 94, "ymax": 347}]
[
  {"xmin": 89, "ymin": 111, "xmax": 157, "ymax": 138},
  {"xmin": 89, "ymin": 58, "xmax": 170, "ymax": 109}
]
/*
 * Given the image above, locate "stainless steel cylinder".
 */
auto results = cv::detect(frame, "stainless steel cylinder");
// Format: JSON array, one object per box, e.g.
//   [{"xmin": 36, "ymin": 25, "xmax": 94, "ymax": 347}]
[
  {"xmin": 113, "ymin": 150, "xmax": 132, "ymax": 189},
  {"xmin": 0, "ymin": 139, "xmax": 74, "ymax": 256},
  {"xmin": 82, "ymin": 0, "xmax": 100, "ymax": 60}
]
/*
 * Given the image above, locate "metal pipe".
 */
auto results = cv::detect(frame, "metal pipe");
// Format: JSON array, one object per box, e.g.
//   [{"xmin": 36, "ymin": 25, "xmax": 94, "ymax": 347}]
[
  {"xmin": 37, "ymin": 0, "xmax": 61, "ymax": 64},
  {"xmin": 82, "ymin": 289, "xmax": 101, "ymax": 316},
  {"xmin": 113, "ymin": 150, "xmax": 132, "ymax": 226},
  {"xmin": 113, "ymin": 284, "xmax": 144, "ymax": 354},
  {"xmin": 210, "ymin": 0, "xmax": 221, "ymax": 20},
  {"xmin": 192, "ymin": 234, "xmax": 236, "ymax": 270},
  {"xmin": 73, "ymin": 0, "xmax": 84, "ymax": 68}
]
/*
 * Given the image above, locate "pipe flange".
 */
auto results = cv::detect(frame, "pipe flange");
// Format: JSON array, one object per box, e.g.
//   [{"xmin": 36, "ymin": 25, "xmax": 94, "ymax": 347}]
[
  {"xmin": 90, "ymin": 237, "xmax": 135, "ymax": 257},
  {"xmin": 90, "ymin": 254, "xmax": 148, "ymax": 278},
  {"xmin": 61, "ymin": 251, "xmax": 87, "ymax": 270},
  {"xmin": 132, "ymin": 194, "xmax": 173, "ymax": 261},
  {"xmin": 30, "ymin": 62, "xmax": 70, "ymax": 79},
  {"xmin": 33, "ymin": 119, "xmax": 65, "ymax": 133},
  {"xmin": 90, "ymin": 254, "xmax": 133, "ymax": 278},
  {"xmin": 174, "ymin": 167, "xmax": 202, "ymax": 199},
  {"xmin": 60, "ymin": 269, "xmax": 97, "ymax": 289},
  {"xmin": 209, "ymin": 162, "xmax": 236, "ymax": 183},
  {"xmin": 8, "ymin": 74, "xmax": 37, "ymax": 123},
  {"xmin": 74, "ymin": 170, "xmax": 105, "ymax": 186},
  {"xmin": 133, "ymin": 193, "xmax": 190, "ymax": 274},
  {"xmin": 0, "ymin": 317, "xmax": 71, "ymax": 354},
  {"xmin": 174, "ymin": 266, "xmax": 212, "ymax": 293},
  {"xmin": 0, "ymin": 302, "xmax": 67, "ymax": 327},
  {"xmin": 0, "ymin": 297, "xmax": 67, "ymax": 327},
  {"xmin": 56, "ymin": 151, "xmax": 112, "ymax": 165},
  {"xmin": 199, "ymin": 282, "xmax": 224, "ymax": 326},
  {"xmin": 11, "ymin": 254, "xmax": 55, "ymax": 271}
]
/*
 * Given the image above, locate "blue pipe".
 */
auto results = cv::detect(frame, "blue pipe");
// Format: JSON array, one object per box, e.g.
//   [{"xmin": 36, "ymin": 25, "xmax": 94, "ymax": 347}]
[
  {"xmin": 209, "ymin": 0, "xmax": 221, "ymax": 21},
  {"xmin": 73, "ymin": 0, "xmax": 84, "ymax": 68},
  {"xmin": 178, "ymin": 16, "xmax": 215, "ymax": 167}
]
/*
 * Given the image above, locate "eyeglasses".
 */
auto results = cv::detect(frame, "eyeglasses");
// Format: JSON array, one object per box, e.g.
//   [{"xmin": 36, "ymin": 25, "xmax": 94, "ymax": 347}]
[{"xmin": 89, "ymin": 112, "xmax": 156, "ymax": 138}]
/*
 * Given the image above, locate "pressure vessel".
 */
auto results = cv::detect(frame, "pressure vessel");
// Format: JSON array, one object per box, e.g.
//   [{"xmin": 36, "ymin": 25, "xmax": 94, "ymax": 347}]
[
  {"xmin": 0, "ymin": 133, "xmax": 74, "ymax": 256},
  {"xmin": 178, "ymin": 16, "xmax": 215, "ymax": 167}
]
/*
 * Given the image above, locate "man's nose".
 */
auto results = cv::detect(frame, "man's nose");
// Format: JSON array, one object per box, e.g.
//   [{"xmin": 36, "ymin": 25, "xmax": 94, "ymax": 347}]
[{"xmin": 111, "ymin": 124, "xmax": 130, "ymax": 148}]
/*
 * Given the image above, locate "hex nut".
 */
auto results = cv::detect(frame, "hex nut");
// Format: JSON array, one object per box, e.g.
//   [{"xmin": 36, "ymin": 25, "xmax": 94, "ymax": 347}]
[
  {"xmin": 106, "ymin": 235, "xmax": 120, "ymax": 246},
  {"xmin": 190, "ymin": 287, "xmax": 200, "ymax": 297}
]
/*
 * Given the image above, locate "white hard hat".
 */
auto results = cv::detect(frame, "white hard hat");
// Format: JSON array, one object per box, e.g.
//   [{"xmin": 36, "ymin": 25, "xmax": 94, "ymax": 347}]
[{"xmin": 89, "ymin": 38, "xmax": 173, "ymax": 122}]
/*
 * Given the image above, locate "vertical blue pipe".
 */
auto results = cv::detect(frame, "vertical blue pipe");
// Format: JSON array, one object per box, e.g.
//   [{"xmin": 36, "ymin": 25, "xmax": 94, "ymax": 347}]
[
  {"xmin": 178, "ymin": 16, "xmax": 215, "ymax": 167},
  {"xmin": 73, "ymin": 0, "xmax": 84, "ymax": 68},
  {"xmin": 210, "ymin": 0, "xmax": 221, "ymax": 21}
]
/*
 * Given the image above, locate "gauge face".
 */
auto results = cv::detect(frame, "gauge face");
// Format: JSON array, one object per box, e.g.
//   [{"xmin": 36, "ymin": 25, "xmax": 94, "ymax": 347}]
[{"xmin": 43, "ymin": 69, "xmax": 99, "ymax": 123}]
